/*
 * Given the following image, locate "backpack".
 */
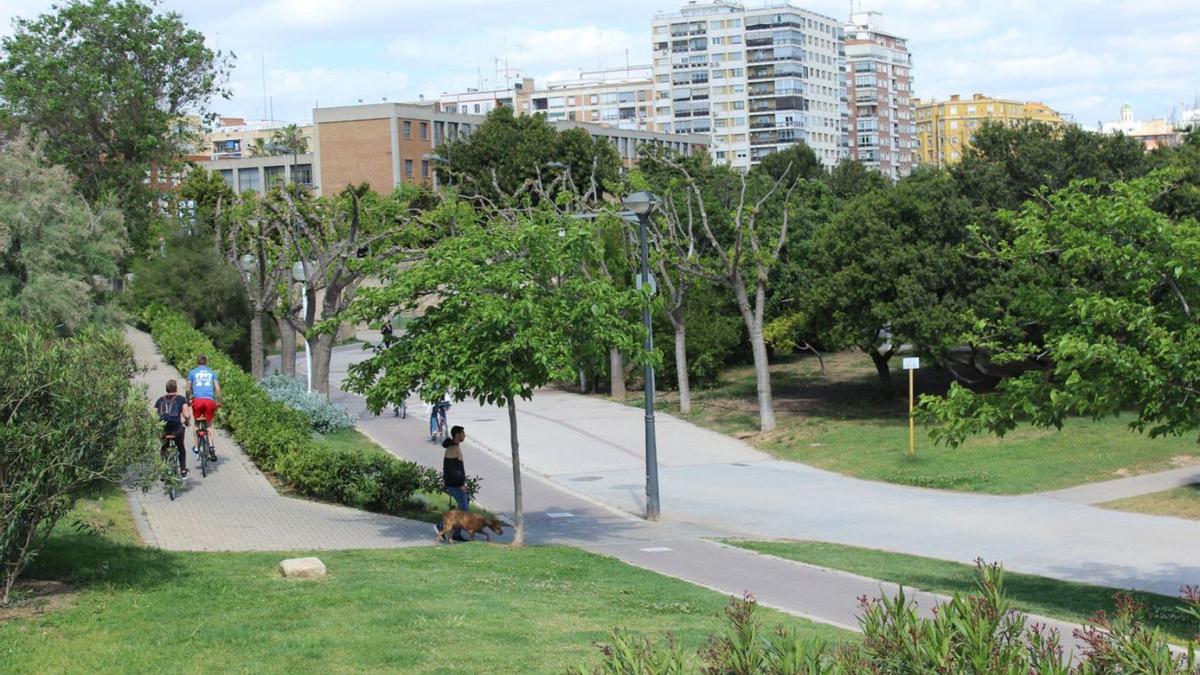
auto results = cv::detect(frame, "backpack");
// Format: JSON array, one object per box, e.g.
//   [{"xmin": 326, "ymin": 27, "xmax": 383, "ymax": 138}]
[{"xmin": 158, "ymin": 395, "xmax": 183, "ymax": 425}]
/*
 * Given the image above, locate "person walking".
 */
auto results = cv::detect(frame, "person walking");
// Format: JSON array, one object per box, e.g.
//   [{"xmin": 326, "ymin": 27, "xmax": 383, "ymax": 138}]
[{"xmin": 438, "ymin": 426, "xmax": 469, "ymax": 542}]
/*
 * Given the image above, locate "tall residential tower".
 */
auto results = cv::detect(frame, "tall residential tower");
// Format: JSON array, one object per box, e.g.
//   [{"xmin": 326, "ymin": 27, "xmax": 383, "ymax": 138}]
[
  {"xmin": 844, "ymin": 12, "xmax": 915, "ymax": 179},
  {"xmin": 651, "ymin": 1, "xmax": 849, "ymax": 170}
]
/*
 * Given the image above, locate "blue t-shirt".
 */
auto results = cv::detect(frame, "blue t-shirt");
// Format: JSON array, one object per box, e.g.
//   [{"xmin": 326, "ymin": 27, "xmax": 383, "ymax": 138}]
[{"xmin": 188, "ymin": 366, "xmax": 219, "ymax": 400}]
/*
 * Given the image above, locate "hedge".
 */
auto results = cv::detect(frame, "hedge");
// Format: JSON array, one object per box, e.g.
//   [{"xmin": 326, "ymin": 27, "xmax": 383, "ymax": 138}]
[{"xmin": 145, "ymin": 307, "xmax": 428, "ymax": 514}]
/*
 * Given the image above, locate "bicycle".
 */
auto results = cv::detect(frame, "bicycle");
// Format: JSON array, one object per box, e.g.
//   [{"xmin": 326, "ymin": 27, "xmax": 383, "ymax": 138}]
[
  {"xmin": 194, "ymin": 418, "xmax": 216, "ymax": 477},
  {"xmin": 160, "ymin": 432, "xmax": 183, "ymax": 501},
  {"xmin": 430, "ymin": 401, "xmax": 450, "ymax": 443}
]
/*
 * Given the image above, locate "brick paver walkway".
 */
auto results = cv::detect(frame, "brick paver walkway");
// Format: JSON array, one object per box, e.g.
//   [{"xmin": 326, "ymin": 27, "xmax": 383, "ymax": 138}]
[{"xmin": 125, "ymin": 326, "xmax": 431, "ymax": 551}]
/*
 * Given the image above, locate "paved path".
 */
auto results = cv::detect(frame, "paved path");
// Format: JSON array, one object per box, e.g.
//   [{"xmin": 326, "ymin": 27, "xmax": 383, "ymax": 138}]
[
  {"xmin": 124, "ymin": 327, "xmax": 431, "ymax": 551},
  {"xmin": 1040, "ymin": 464, "xmax": 1200, "ymax": 504},
  {"xmin": 260, "ymin": 344, "xmax": 1089, "ymax": 651},
  {"xmin": 318, "ymin": 342, "xmax": 1200, "ymax": 598}
]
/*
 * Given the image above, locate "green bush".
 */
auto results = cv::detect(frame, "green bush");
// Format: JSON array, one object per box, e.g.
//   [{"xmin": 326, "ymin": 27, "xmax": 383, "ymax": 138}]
[
  {"xmin": 576, "ymin": 561, "xmax": 1200, "ymax": 674},
  {"xmin": 260, "ymin": 374, "xmax": 355, "ymax": 434},
  {"xmin": 146, "ymin": 307, "xmax": 429, "ymax": 515}
]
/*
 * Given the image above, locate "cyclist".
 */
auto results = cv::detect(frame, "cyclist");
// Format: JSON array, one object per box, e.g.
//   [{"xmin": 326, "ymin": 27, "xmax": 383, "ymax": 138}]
[
  {"xmin": 427, "ymin": 394, "xmax": 451, "ymax": 442},
  {"xmin": 186, "ymin": 354, "xmax": 221, "ymax": 461},
  {"xmin": 380, "ymin": 318, "xmax": 395, "ymax": 348},
  {"xmin": 155, "ymin": 379, "xmax": 191, "ymax": 478}
]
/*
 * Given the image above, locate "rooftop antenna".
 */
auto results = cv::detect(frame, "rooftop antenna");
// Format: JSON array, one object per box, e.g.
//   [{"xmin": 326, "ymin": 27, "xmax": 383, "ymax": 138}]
[{"xmin": 261, "ymin": 54, "xmax": 268, "ymax": 122}]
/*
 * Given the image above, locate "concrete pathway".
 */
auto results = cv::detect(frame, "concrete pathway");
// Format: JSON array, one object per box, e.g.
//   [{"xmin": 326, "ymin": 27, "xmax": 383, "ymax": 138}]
[
  {"xmin": 262, "ymin": 344, "xmax": 1092, "ymax": 652},
  {"xmin": 1040, "ymin": 464, "xmax": 1200, "ymax": 504},
  {"xmin": 125, "ymin": 327, "xmax": 431, "ymax": 551},
  {"xmin": 318, "ymin": 342, "xmax": 1200, "ymax": 598}
]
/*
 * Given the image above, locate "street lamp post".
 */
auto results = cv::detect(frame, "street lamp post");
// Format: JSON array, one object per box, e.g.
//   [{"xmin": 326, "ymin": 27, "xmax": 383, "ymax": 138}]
[
  {"xmin": 622, "ymin": 191, "xmax": 661, "ymax": 521},
  {"xmin": 291, "ymin": 261, "xmax": 314, "ymax": 392}
]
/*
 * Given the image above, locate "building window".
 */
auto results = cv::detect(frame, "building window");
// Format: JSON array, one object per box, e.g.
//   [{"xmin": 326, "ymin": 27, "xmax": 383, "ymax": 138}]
[
  {"xmin": 238, "ymin": 169, "xmax": 260, "ymax": 193},
  {"xmin": 404, "ymin": 159, "xmax": 413, "ymax": 178},
  {"xmin": 419, "ymin": 122, "xmax": 428, "ymax": 140},
  {"xmin": 474, "ymin": 104, "xmax": 481, "ymax": 113},
  {"xmin": 265, "ymin": 165, "xmax": 286, "ymax": 187},
  {"xmin": 402, "ymin": 121, "xmax": 411, "ymax": 139},
  {"xmin": 421, "ymin": 160, "xmax": 429, "ymax": 178},
  {"xmin": 292, "ymin": 164, "xmax": 313, "ymax": 186},
  {"xmin": 218, "ymin": 169, "xmax": 234, "ymax": 189}
]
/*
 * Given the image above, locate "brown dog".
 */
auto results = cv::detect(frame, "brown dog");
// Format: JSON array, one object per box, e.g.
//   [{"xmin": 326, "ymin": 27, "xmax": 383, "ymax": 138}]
[{"xmin": 435, "ymin": 509, "xmax": 505, "ymax": 543}]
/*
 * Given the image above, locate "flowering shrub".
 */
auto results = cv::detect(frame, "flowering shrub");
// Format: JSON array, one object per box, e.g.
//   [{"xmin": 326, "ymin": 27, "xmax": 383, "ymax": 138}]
[{"xmin": 260, "ymin": 374, "xmax": 354, "ymax": 434}]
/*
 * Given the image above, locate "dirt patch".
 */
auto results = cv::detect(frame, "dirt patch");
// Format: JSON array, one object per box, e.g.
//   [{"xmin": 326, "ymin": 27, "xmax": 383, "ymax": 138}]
[
  {"xmin": 0, "ymin": 580, "xmax": 77, "ymax": 622},
  {"xmin": 1170, "ymin": 455, "xmax": 1200, "ymax": 469},
  {"xmin": 1112, "ymin": 468, "xmax": 1133, "ymax": 478}
]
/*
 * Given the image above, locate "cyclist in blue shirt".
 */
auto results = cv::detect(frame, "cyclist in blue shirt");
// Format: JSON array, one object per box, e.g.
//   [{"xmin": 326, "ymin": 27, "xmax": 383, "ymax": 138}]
[{"xmin": 186, "ymin": 355, "xmax": 221, "ymax": 459}]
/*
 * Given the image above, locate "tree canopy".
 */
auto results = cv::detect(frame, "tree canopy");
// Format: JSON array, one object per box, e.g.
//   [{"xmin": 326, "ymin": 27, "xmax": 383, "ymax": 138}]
[{"xmin": 0, "ymin": 0, "xmax": 231, "ymax": 253}]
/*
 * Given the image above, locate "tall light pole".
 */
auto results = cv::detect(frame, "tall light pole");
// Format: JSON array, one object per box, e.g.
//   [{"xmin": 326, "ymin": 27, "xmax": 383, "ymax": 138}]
[
  {"xmin": 291, "ymin": 261, "xmax": 313, "ymax": 392},
  {"xmin": 622, "ymin": 191, "xmax": 661, "ymax": 521}
]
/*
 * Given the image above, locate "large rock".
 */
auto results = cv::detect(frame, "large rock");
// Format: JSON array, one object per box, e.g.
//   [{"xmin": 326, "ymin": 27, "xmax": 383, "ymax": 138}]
[{"xmin": 279, "ymin": 557, "xmax": 327, "ymax": 579}]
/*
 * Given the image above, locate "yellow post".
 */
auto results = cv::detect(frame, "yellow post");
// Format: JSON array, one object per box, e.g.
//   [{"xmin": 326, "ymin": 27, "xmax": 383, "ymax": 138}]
[{"xmin": 908, "ymin": 367, "xmax": 916, "ymax": 457}]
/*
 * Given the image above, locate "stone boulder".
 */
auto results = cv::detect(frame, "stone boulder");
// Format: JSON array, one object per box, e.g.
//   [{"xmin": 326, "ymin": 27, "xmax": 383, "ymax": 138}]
[{"xmin": 279, "ymin": 557, "xmax": 327, "ymax": 579}]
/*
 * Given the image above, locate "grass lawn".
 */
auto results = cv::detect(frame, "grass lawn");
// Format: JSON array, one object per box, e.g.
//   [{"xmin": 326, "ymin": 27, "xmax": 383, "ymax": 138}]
[
  {"xmin": 726, "ymin": 539, "xmax": 1199, "ymax": 643},
  {"xmin": 638, "ymin": 350, "xmax": 1200, "ymax": 494},
  {"xmin": 1103, "ymin": 483, "xmax": 1200, "ymax": 521},
  {"xmin": 0, "ymin": 489, "xmax": 849, "ymax": 673}
]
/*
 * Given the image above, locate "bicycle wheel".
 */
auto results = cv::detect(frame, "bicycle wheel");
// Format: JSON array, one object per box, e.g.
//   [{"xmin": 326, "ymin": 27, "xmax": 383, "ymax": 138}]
[
  {"xmin": 163, "ymin": 442, "xmax": 179, "ymax": 500},
  {"xmin": 199, "ymin": 434, "xmax": 209, "ymax": 477}
]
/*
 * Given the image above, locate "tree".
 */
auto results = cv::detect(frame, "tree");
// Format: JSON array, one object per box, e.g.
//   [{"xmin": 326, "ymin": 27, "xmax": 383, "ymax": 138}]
[
  {"xmin": 434, "ymin": 106, "xmax": 620, "ymax": 205},
  {"xmin": 215, "ymin": 193, "xmax": 290, "ymax": 379},
  {"xmin": 340, "ymin": 198, "xmax": 641, "ymax": 545},
  {"xmin": 952, "ymin": 121, "xmax": 1147, "ymax": 212},
  {"xmin": 271, "ymin": 123, "xmax": 309, "ymax": 182},
  {"xmin": 248, "ymin": 137, "xmax": 272, "ymax": 158},
  {"xmin": 0, "ymin": 133, "xmax": 127, "ymax": 333},
  {"xmin": 826, "ymin": 159, "xmax": 889, "ymax": 201},
  {"xmin": 922, "ymin": 170, "xmax": 1200, "ymax": 446},
  {"xmin": 797, "ymin": 170, "xmax": 975, "ymax": 390},
  {"xmin": 0, "ymin": 321, "xmax": 158, "ymax": 606},
  {"xmin": 755, "ymin": 143, "xmax": 825, "ymax": 184},
  {"xmin": 645, "ymin": 150, "xmax": 816, "ymax": 432},
  {"xmin": 274, "ymin": 183, "xmax": 433, "ymax": 397},
  {"xmin": 0, "ymin": 0, "xmax": 232, "ymax": 254}
]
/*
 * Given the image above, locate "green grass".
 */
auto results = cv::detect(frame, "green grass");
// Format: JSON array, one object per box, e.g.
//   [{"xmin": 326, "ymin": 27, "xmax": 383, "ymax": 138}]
[
  {"xmin": 0, "ymin": 489, "xmax": 849, "ymax": 672},
  {"xmin": 1103, "ymin": 484, "xmax": 1200, "ymax": 521},
  {"xmin": 726, "ymin": 539, "xmax": 1199, "ymax": 643},
  {"xmin": 642, "ymin": 351, "xmax": 1200, "ymax": 494}
]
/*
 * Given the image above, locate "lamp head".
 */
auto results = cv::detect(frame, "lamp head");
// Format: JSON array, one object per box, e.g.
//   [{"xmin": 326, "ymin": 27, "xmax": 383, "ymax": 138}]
[
  {"xmin": 622, "ymin": 191, "xmax": 659, "ymax": 217},
  {"xmin": 239, "ymin": 253, "xmax": 256, "ymax": 274},
  {"xmin": 291, "ymin": 261, "xmax": 307, "ymax": 282}
]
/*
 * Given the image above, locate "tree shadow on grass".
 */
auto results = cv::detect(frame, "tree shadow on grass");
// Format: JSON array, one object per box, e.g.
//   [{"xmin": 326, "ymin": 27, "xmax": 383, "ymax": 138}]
[{"xmin": 23, "ymin": 530, "xmax": 181, "ymax": 596}]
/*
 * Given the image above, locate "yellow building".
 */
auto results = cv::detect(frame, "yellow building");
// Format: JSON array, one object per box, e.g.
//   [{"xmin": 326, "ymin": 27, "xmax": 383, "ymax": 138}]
[{"xmin": 914, "ymin": 94, "xmax": 1066, "ymax": 167}]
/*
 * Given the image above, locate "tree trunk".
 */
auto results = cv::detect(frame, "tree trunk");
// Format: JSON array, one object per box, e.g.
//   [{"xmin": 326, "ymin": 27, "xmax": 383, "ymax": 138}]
[
  {"xmin": 870, "ymin": 350, "xmax": 893, "ymax": 392},
  {"xmin": 312, "ymin": 332, "xmax": 335, "ymax": 399},
  {"xmin": 507, "ymin": 396, "xmax": 524, "ymax": 547},
  {"xmin": 733, "ymin": 277, "xmax": 775, "ymax": 432},
  {"xmin": 673, "ymin": 319, "xmax": 691, "ymax": 415},
  {"xmin": 609, "ymin": 348, "xmax": 626, "ymax": 401},
  {"xmin": 277, "ymin": 314, "xmax": 296, "ymax": 376},
  {"xmin": 249, "ymin": 306, "xmax": 265, "ymax": 380}
]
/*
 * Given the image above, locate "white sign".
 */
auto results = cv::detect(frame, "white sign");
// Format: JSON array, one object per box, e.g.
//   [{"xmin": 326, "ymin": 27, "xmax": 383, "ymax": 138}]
[
  {"xmin": 633, "ymin": 273, "xmax": 658, "ymax": 295},
  {"xmin": 902, "ymin": 357, "xmax": 921, "ymax": 370}
]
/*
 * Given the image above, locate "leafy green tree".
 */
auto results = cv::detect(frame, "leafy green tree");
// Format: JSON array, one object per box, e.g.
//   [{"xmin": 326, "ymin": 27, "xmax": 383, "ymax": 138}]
[
  {"xmin": 0, "ymin": 133, "xmax": 126, "ymax": 333},
  {"xmin": 922, "ymin": 170, "xmax": 1200, "ymax": 447},
  {"xmin": 797, "ymin": 169, "xmax": 975, "ymax": 390},
  {"xmin": 0, "ymin": 0, "xmax": 231, "ymax": 253},
  {"xmin": 1, "ymin": 321, "xmax": 158, "ymax": 606},
  {"xmin": 1147, "ymin": 128, "xmax": 1200, "ymax": 221},
  {"xmin": 248, "ymin": 137, "xmax": 272, "ymax": 158},
  {"xmin": 826, "ymin": 159, "xmax": 890, "ymax": 201},
  {"xmin": 755, "ymin": 143, "xmax": 825, "ymax": 183},
  {"xmin": 434, "ymin": 107, "xmax": 620, "ymax": 205},
  {"xmin": 952, "ymin": 122, "xmax": 1147, "ymax": 212},
  {"xmin": 340, "ymin": 199, "xmax": 642, "ymax": 544}
]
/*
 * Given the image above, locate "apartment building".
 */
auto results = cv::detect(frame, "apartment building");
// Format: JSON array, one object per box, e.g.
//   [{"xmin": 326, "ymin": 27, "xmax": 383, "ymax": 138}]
[
  {"xmin": 651, "ymin": 0, "xmax": 849, "ymax": 170},
  {"xmin": 203, "ymin": 117, "xmax": 315, "ymax": 161},
  {"xmin": 844, "ymin": 12, "xmax": 915, "ymax": 179},
  {"xmin": 914, "ymin": 94, "xmax": 1066, "ymax": 167},
  {"xmin": 440, "ymin": 67, "xmax": 657, "ymax": 132}
]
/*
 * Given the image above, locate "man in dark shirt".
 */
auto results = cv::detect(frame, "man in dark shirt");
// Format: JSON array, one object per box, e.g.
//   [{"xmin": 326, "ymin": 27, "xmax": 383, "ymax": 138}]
[
  {"xmin": 155, "ymin": 379, "xmax": 192, "ymax": 478},
  {"xmin": 440, "ymin": 426, "xmax": 469, "ymax": 541}
]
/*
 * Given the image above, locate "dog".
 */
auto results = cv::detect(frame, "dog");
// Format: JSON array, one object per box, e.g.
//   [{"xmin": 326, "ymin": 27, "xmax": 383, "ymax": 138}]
[{"xmin": 435, "ymin": 509, "xmax": 505, "ymax": 544}]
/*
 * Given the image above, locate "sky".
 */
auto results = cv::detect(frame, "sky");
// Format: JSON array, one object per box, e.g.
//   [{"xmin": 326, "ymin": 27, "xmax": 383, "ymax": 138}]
[{"xmin": 2, "ymin": 0, "xmax": 1198, "ymax": 130}]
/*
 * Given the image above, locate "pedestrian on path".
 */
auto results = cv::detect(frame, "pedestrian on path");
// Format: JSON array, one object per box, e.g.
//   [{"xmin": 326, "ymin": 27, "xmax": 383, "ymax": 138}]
[
  {"xmin": 440, "ymin": 426, "xmax": 470, "ymax": 542},
  {"xmin": 381, "ymin": 318, "xmax": 394, "ymax": 347}
]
